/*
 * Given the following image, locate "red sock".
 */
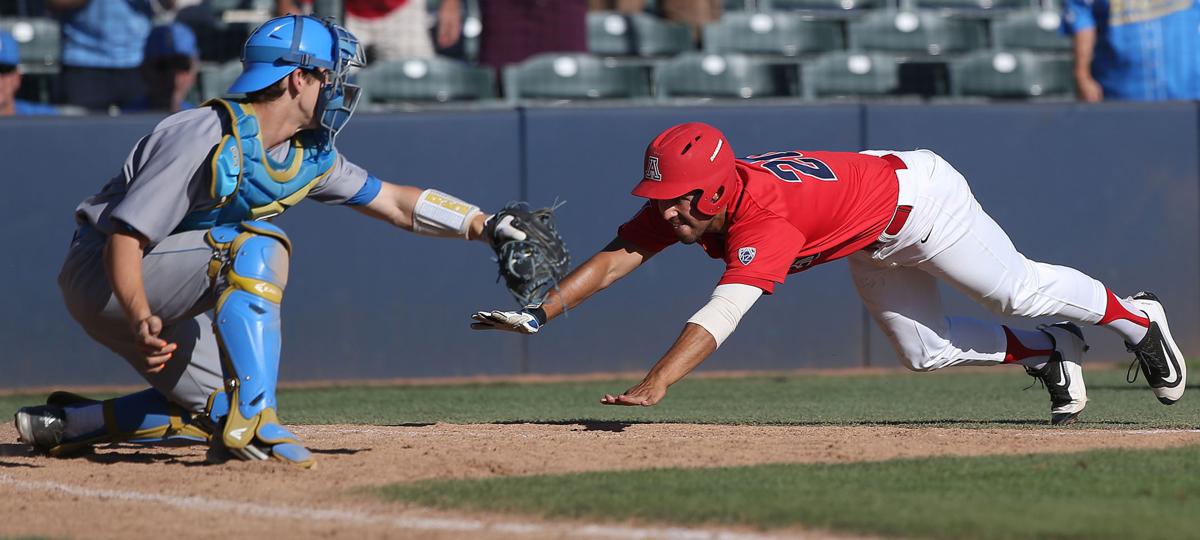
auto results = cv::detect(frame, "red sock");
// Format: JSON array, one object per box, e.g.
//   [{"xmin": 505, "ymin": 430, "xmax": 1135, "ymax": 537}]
[
  {"xmin": 1097, "ymin": 288, "xmax": 1150, "ymax": 327},
  {"xmin": 1002, "ymin": 326, "xmax": 1054, "ymax": 364}
]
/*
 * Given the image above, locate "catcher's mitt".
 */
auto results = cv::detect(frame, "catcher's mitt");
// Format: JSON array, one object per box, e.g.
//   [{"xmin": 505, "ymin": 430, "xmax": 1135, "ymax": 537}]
[{"xmin": 485, "ymin": 202, "xmax": 570, "ymax": 307}]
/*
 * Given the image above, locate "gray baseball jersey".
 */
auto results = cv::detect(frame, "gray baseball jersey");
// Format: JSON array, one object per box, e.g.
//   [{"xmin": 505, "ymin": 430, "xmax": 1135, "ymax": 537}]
[
  {"xmin": 74, "ymin": 106, "xmax": 371, "ymax": 246},
  {"xmin": 62, "ymin": 106, "xmax": 376, "ymax": 411}
]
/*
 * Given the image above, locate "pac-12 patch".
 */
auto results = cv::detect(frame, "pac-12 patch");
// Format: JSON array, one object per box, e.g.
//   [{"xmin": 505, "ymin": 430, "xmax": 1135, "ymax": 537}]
[{"xmin": 738, "ymin": 246, "xmax": 756, "ymax": 265}]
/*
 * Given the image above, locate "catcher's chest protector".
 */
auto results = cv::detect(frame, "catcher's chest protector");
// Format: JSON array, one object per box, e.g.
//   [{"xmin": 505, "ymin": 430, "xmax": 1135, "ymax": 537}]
[{"xmin": 175, "ymin": 99, "xmax": 338, "ymax": 233}]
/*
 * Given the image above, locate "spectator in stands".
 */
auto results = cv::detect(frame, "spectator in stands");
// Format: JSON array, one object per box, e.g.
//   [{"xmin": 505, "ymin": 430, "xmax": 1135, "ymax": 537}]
[
  {"xmin": 275, "ymin": 0, "xmax": 436, "ymax": 61},
  {"xmin": 437, "ymin": 0, "xmax": 587, "ymax": 74},
  {"xmin": 134, "ymin": 22, "xmax": 199, "ymax": 112},
  {"xmin": 0, "ymin": 30, "xmax": 59, "ymax": 116},
  {"xmin": 1062, "ymin": 0, "xmax": 1200, "ymax": 101},
  {"xmin": 50, "ymin": 0, "xmax": 158, "ymax": 111},
  {"xmin": 589, "ymin": 0, "xmax": 721, "ymax": 44}
]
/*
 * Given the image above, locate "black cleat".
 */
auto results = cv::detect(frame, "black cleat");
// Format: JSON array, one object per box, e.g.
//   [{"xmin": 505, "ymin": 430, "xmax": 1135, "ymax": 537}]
[
  {"xmin": 1028, "ymin": 322, "xmax": 1089, "ymax": 426},
  {"xmin": 13, "ymin": 404, "xmax": 67, "ymax": 453}
]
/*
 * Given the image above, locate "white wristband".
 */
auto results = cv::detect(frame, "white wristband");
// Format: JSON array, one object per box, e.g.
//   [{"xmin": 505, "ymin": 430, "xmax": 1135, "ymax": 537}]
[
  {"xmin": 412, "ymin": 189, "xmax": 482, "ymax": 239},
  {"xmin": 686, "ymin": 283, "xmax": 763, "ymax": 348}
]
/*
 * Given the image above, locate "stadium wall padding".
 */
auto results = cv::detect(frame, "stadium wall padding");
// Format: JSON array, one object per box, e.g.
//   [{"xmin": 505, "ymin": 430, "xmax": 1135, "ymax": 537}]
[{"xmin": 1, "ymin": 103, "xmax": 1196, "ymax": 388}]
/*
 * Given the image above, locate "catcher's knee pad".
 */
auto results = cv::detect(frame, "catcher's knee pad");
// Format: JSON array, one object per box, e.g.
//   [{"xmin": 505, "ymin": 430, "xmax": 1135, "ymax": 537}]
[
  {"xmin": 206, "ymin": 223, "xmax": 312, "ymax": 467},
  {"xmin": 46, "ymin": 389, "xmax": 210, "ymax": 457}
]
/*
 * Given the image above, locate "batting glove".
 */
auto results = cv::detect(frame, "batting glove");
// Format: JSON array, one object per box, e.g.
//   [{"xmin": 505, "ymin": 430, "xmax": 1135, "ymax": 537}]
[{"xmin": 471, "ymin": 309, "xmax": 540, "ymax": 334}]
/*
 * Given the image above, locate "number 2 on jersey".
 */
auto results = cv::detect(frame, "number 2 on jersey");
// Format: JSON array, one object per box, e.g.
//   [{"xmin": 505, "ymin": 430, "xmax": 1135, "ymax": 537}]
[{"xmin": 744, "ymin": 152, "xmax": 838, "ymax": 183}]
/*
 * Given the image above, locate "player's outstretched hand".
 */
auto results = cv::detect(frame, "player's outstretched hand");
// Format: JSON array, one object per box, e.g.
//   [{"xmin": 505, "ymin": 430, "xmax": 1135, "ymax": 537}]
[
  {"xmin": 132, "ymin": 315, "xmax": 177, "ymax": 374},
  {"xmin": 601, "ymin": 380, "xmax": 666, "ymax": 407},
  {"xmin": 470, "ymin": 309, "xmax": 540, "ymax": 334}
]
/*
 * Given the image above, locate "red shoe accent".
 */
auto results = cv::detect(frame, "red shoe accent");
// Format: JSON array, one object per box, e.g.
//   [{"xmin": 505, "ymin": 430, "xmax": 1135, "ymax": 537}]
[{"xmin": 1096, "ymin": 288, "xmax": 1150, "ymax": 327}]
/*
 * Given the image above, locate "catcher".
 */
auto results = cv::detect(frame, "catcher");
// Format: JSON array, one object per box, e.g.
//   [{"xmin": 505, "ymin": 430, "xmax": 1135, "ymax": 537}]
[
  {"xmin": 11, "ymin": 15, "xmax": 561, "ymax": 468},
  {"xmin": 472, "ymin": 122, "xmax": 1186, "ymax": 424}
]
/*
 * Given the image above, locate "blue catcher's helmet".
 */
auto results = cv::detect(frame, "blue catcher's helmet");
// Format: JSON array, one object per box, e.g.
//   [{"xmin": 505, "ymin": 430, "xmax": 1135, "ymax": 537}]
[{"xmin": 229, "ymin": 14, "xmax": 365, "ymax": 146}]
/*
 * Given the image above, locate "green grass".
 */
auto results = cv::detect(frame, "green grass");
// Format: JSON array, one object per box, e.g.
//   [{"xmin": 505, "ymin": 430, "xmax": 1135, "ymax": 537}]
[
  {"xmin": 2, "ymin": 366, "xmax": 1197, "ymax": 428},
  {"xmin": 381, "ymin": 445, "xmax": 1200, "ymax": 539}
]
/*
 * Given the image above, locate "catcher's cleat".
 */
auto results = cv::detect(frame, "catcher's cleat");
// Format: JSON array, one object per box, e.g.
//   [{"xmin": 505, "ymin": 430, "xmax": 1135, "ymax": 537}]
[
  {"xmin": 1027, "ymin": 322, "xmax": 1089, "ymax": 426},
  {"xmin": 13, "ymin": 404, "xmax": 67, "ymax": 453},
  {"xmin": 205, "ymin": 391, "xmax": 315, "ymax": 469},
  {"xmin": 1125, "ymin": 292, "xmax": 1187, "ymax": 405}
]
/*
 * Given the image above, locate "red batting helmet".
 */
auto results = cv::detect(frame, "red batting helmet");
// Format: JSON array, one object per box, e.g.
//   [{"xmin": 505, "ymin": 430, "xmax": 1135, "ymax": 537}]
[{"xmin": 631, "ymin": 122, "xmax": 737, "ymax": 216}]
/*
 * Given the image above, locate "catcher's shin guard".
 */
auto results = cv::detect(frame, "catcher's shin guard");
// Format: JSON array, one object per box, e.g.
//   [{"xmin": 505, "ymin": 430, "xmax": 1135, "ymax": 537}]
[
  {"xmin": 19, "ymin": 388, "xmax": 211, "ymax": 456},
  {"xmin": 207, "ymin": 222, "xmax": 314, "ymax": 468}
]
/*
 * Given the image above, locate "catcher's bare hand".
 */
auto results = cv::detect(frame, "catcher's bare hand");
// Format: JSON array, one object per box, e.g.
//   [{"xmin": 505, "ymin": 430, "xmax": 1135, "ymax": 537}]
[
  {"xmin": 132, "ymin": 315, "xmax": 177, "ymax": 374},
  {"xmin": 601, "ymin": 380, "xmax": 666, "ymax": 407},
  {"xmin": 470, "ymin": 309, "xmax": 540, "ymax": 334}
]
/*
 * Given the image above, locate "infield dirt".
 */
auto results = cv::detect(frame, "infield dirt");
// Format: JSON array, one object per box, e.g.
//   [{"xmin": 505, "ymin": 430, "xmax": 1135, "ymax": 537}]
[{"xmin": 2, "ymin": 421, "xmax": 1198, "ymax": 539}]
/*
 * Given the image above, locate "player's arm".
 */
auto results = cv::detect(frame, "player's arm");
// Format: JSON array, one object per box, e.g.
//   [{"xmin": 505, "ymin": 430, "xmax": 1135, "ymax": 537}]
[
  {"xmin": 602, "ymin": 283, "xmax": 763, "ymax": 406},
  {"xmin": 352, "ymin": 181, "xmax": 523, "ymax": 244},
  {"xmin": 541, "ymin": 236, "xmax": 651, "ymax": 320},
  {"xmin": 1072, "ymin": 28, "xmax": 1102, "ymax": 102},
  {"xmin": 470, "ymin": 236, "xmax": 652, "ymax": 333},
  {"xmin": 104, "ymin": 226, "xmax": 177, "ymax": 374}
]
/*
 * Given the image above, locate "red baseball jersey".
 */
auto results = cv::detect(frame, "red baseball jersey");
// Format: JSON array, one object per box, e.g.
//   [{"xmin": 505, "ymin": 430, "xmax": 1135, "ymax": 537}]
[{"xmin": 618, "ymin": 151, "xmax": 901, "ymax": 294}]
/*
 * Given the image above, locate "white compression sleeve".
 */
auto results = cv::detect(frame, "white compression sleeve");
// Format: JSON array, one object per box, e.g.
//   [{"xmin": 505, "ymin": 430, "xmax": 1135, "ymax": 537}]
[
  {"xmin": 411, "ymin": 189, "xmax": 482, "ymax": 239},
  {"xmin": 686, "ymin": 283, "xmax": 764, "ymax": 348}
]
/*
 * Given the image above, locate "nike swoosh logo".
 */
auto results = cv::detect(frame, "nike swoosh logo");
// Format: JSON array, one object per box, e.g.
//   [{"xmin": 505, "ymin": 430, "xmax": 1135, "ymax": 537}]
[
  {"xmin": 1055, "ymin": 364, "xmax": 1070, "ymax": 387},
  {"xmin": 920, "ymin": 229, "xmax": 932, "ymax": 243},
  {"xmin": 229, "ymin": 427, "xmax": 249, "ymax": 440},
  {"xmin": 1160, "ymin": 342, "xmax": 1179, "ymax": 384}
]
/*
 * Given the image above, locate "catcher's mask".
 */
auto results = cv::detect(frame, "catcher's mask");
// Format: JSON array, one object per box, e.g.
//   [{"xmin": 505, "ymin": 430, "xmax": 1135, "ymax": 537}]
[
  {"xmin": 231, "ymin": 14, "xmax": 365, "ymax": 150},
  {"xmin": 631, "ymin": 122, "xmax": 738, "ymax": 216}
]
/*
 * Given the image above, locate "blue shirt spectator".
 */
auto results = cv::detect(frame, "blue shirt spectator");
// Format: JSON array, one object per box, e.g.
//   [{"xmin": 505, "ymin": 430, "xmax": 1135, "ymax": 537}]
[
  {"xmin": 0, "ymin": 30, "xmax": 61, "ymax": 117},
  {"xmin": 50, "ymin": 0, "xmax": 156, "ymax": 110},
  {"xmin": 129, "ymin": 22, "xmax": 199, "ymax": 112},
  {"xmin": 1062, "ymin": 0, "xmax": 1200, "ymax": 101}
]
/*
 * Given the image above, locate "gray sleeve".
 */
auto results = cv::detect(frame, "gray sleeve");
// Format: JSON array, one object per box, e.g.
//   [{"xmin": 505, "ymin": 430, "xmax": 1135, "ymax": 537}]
[
  {"xmin": 108, "ymin": 110, "xmax": 222, "ymax": 244},
  {"xmin": 306, "ymin": 153, "xmax": 370, "ymax": 205}
]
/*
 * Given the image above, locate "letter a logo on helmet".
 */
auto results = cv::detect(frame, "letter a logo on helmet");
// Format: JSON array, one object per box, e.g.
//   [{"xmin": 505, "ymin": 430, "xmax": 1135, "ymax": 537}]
[
  {"xmin": 644, "ymin": 156, "xmax": 662, "ymax": 181},
  {"xmin": 631, "ymin": 122, "xmax": 737, "ymax": 216}
]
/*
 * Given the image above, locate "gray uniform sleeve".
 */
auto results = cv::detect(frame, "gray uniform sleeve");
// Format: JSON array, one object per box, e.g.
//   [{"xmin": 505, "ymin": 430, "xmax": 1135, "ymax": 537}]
[
  {"xmin": 106, "ymin": 109, "xmax": 223, "ymax": 244},
  {"xmin": 306, "ymin": 153, "xmax": 370, "ymax": 205}
]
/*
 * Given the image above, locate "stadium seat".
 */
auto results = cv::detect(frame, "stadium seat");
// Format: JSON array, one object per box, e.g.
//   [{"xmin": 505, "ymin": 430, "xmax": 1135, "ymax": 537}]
[
  {"xmin": 949, "ymin": 49, "xmax": 1072, "ymax": 98},
  {"xmin": 847, "ymin": 10, "xmax": 987, "ymax": 55},
  {"xmin": 587, "ymin": 11, "xmax": 693, "ymax": 57},
  {"xmin": 767, "ymin": 0, "xmax": 881, "ymax": 10},
  {"xmin": 703, "ymin": 12, "xmax": 844, "ymax": 56},
  {"xmin": 197, "ymin": 59, "xmax": 244, "ymax": 101},
  {"xmin": 992, "ymin": 9, "xmax": 1071, "ymax": 51},
  {"xmin": 914, "ymin": 0, "xmax": 1026, "ymax": 10},
  {"xmin": 356, "ymin": 57, "xmax": 494, "ymax": 103},
  {"xmin": 655, "ymin": 52, "xmax": 791, "ymax": 99},
  {"xmin": 503, "ymin": 53, "xmax": 651, "ymax": 100},
  {"xmin": 800, "ymin": 51, "xmax": 900, "ymax": 98},
  {"xmin": 0, "ymin": 17, "xmax": 59, "ymax": 67}
]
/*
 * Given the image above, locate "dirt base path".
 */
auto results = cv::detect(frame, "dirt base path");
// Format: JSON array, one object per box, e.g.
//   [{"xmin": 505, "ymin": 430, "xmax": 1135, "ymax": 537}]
[{"xmin": 2, "ymin": 422, "xmax": 1198, "ymax": 539}]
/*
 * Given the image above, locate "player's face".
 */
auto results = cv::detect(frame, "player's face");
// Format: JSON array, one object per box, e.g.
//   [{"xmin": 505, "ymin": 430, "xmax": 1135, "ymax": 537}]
[
  {"xmin": 298, "ymin": 69, "xmax": 330, "ymax": 128},
  {"xmin": 655, "ymin": 191, "xmax": 714, "ymax": 244}
]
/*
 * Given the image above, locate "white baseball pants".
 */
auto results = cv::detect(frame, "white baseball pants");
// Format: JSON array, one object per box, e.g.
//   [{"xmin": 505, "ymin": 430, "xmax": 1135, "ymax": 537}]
[{"xmin": 851, "ymin": 150, "xmax": 1108, "ymax": 371}]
